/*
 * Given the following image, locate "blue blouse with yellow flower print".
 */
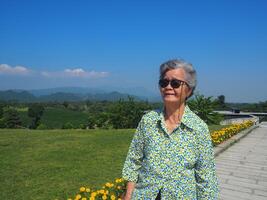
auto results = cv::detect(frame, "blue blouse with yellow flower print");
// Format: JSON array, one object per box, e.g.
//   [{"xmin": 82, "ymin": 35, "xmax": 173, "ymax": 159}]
[{"xmin": 122, "ymin": 105, "xmax": 219, "ymax": 199}]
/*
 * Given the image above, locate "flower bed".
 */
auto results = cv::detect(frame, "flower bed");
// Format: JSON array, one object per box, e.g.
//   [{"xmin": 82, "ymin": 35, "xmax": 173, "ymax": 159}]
[
  {"xmin": 65, "ymin": 178, "xmax": 126, "ymax": 200},
  {"xmin": 64, "ymin": 120, "xmax": 254, "ymax": 200},
  {"xmin": 211, "ymin": 120, "xmax": 254, "ymax": 146}
]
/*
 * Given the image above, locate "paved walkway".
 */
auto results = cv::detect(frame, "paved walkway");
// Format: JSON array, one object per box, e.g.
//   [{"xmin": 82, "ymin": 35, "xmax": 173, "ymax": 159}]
[{"xmin": 215, "ymin": 122, "xmax": 267, "ymax": 200}]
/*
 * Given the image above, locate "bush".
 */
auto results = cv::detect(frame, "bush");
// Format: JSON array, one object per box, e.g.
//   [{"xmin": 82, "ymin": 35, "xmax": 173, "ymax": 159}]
[
  {"xmin": 188, "ymin": 94, "xmax": 223, "ymax": 125},
  {"xmin": 87, "ymin": 115, "xmax": 96, "ymax": 129},
  {"xmin": 37, "ymin": 123, "xmax": 48, "ymax": 130},
  {"xmin": 0, "ymin": 118, "xmax": 5, "ymax": 128},
  {"xmin": 79, "ymin": 123, "xmax": 87, "ymax": 129},
  {"xmin": 62, "ymin": 122, "xmax": 74, "ymax": 129},
  {"xmin": 2, "ymin": 107, "xmax": 22, "ymax": 128}
]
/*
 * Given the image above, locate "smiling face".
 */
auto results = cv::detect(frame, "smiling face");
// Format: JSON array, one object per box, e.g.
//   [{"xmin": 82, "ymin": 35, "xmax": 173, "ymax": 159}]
[{"xmin": 159, "ymin": 68, "xmax": 192, "ymax": 105}]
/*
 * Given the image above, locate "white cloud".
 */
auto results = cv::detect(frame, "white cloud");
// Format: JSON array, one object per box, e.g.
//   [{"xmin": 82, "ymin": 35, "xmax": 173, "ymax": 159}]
[
  {"xmin": 40, "ymin": 71, "xmax": 51, "ymax": 77},
  {"xmin": 0, "ymin": 64, "xmax": 109, "ymax": 79},
  {"xmin": 64, "ymin": 68, "xmax": 109, "ymax": 78},
  {"xmin": 0, "ymin": 64, "xmax": 30, "ymax": 75},
  {"xmin": 42, "ymin": 68, "xmax": 109, "ymax": 78},
  {"xmin": 64, "ymin": 68, "xmax": 87, "ymax": 77}
]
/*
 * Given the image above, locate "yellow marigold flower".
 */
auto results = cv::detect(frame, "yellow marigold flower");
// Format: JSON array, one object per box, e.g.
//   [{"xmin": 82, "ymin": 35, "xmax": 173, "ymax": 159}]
[
  {"xmin": 99, "ymin": 189, "xmax": 105, "ymax": 194},
  {"xmin": 86, "ymin": 188, "xmax": 91, "ymax": 192},
  {"xmin": 115, "ymin": 178, "xmax": 121, "ymax": 183},
  {"xmin": 118, "ymin": 198, "xmax": 122, "ymax": 200},
  {"xmin": 91, "ymin": 192, "xmax": 97, "ymax": 197},
  {"xmin": 89, "ymin": 197, "xmax": 95, "ymax": 200},
  {"xmin": 105, "ymin": 182, "xmax": 111, "ymax": 187},
  {"xmin": 111, "ymin": 195, "xmax": 116, "ymax": 200},
  {"xmin": 75, "ymin": 194, "xmax": 82, "ymax": 199},
  {"xmin": 117, "ymin": 186, "xmax": 121, "ymax": 189},
  {"xmin": 80, "ymin": 187, "xmax": 86, "ymax": 192},
  {"xmin": 82, "ymin": 198, "xmax": 87, "ymax": 200},
  {"xmin": 102, "ymin": 195, "xmax": 107, "ymax": 200}
]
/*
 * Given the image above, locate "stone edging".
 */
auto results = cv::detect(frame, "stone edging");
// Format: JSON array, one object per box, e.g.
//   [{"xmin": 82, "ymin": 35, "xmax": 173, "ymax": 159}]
[{"xmin": 214, "ymin": 124, "xmax": 259, "ymax": 157}]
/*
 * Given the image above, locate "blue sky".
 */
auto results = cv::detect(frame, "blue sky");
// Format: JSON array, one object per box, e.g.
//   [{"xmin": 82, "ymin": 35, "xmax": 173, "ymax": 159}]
[{"xmin": 0, "ymin": 0, "xmax": 267, "ymax": 103}]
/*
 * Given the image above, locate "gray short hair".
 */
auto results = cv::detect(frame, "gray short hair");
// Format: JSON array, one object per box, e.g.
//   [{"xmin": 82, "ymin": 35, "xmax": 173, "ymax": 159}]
[{"xmin": 159, "ymin": 59, "xmax": 197, "ymax": 97}]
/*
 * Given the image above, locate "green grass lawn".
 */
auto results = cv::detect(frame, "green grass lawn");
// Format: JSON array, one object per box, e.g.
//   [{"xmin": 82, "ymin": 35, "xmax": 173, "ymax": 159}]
[
  {"xmin": 0, "ymin": 129, "xmax": 135, "ymax": 200},
  {"xmin": 0, "ymin": 125, "xmax": 226, "ymax": 200}
]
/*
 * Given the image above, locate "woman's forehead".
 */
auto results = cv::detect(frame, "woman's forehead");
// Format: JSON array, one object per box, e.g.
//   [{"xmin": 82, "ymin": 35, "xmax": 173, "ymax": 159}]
[{"xmin": 164, "ymin": 68, "xmax": 186, "ymax": 79}]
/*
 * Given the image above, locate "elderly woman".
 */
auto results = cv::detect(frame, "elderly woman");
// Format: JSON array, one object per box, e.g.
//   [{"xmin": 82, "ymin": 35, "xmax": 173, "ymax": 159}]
[{"xmin": 122, "ymin": 59, "xmax": 219, "ymax": 199}]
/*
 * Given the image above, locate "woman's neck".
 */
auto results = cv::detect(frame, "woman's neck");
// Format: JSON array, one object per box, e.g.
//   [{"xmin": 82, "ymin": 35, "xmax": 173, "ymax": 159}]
[{"xmin": 164, "ymin": 103, "xmax": 186, "ymax": 124}]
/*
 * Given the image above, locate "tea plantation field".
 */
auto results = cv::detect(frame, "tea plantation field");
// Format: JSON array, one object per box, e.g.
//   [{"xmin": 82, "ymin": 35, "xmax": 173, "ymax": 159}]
[{"xmin": 18, "ymin": 107, "xmax": 89, "ymax": 129}]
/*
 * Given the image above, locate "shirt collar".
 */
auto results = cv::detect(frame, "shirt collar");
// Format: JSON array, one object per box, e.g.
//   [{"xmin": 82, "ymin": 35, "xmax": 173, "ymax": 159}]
[
  {"xmin": 157, "ymin": 105, "xmax": 196, "ymax": 131},
  {"xmin": 180, "ymin": 105, "xmax": 196, "ymax": 130}
]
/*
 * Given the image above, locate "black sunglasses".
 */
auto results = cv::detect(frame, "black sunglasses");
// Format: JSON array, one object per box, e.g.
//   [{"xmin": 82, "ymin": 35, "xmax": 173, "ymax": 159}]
[{"xmin": 159, "ymin": 78, "xmax": 186, "ymax": 89}]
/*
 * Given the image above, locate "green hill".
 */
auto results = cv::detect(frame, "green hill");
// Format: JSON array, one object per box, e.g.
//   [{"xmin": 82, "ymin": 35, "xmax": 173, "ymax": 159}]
[
  {"xmin": 0, "ymin": 89, "xmax": 143, "ymax": 102},
  {"xmin": 0, "ymin": 90, "xmax": 36, "ymax": 102}
]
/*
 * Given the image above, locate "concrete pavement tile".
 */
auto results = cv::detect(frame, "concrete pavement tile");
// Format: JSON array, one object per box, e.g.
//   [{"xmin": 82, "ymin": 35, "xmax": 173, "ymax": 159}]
[
  {"xmin": 254, "ymin": 189, "xmax": 267, "ymax": 197},
  {"xmin": 215, "ymin": 123, "xmax": 267, "ymax": 199},
  {"xmin": 217, "ymin": 174, "xmax": 257, "ymax": 184},
  {"xmin": 227, "ymin": 179, "xmax": 267, "ymax": 191}
]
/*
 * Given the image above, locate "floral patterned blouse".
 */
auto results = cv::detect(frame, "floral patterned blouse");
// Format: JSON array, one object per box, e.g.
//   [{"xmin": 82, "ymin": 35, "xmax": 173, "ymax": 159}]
[{"xmin": 122, "ymin": 105, "xmax": 219, "ymax": 199}]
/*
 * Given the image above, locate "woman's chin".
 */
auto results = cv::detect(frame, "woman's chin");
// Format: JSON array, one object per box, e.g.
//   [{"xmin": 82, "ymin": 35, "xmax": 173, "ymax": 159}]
[{"xmin": 162, "ymin": 96, "xmax": 179, "ymax": 102}]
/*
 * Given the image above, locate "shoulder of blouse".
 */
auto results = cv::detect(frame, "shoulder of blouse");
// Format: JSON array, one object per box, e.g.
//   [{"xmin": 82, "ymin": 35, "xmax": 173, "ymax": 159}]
[
  {"xmin": 185, "ymin": 106, "xmax": 209, "ymax": 131},
  {"xmin": 140, "ymin": 109, "xmax": 161, "ymax": 124}
]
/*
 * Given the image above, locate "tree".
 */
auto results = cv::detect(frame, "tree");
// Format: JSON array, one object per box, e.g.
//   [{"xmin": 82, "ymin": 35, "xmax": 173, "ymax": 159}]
[
  {"xmin": 95, "ymin": 112, "xmax": 111, "ymax": 129},
  {"xmin": 0, "ymin": 118, "xmax": 5, "ymax": 128},
  {"xmin": 217, "ymin": 95, "xmax": 225, "ymax": 104},
  {"xmin": 87, "ymin": 115, "xmax": 96, "ymax": 129},
  {"xmin": 0, "ymin": 104, "xmax": 4, "ymax": 118},
  {"xmin": 188, "ymin": 94, "xmax": 223, "ymax": 125},
  {"xmin": 0, "ymin": 103, "xmax": 6, "ymax": 128},
  {"xmin": 108, "ymin": 96, "xmax": 152, "ymax": 129},
  {"xmin": 62, "ymin": 101, "xmax": 69, "ymax": 108},
  {"xmin": 28, "ymin": 104, "xmax": 45, "ymax": 129},
  {"xmin": 2, "ymin": 107, "xmax": 22, "ymax": 128},
  {"xmin": 216, "ymin": 95, "xmax": 226, "ymax": 109}
]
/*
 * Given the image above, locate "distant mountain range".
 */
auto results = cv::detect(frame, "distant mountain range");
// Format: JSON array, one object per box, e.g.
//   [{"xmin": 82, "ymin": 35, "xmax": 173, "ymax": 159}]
[{"xmin": 0, "ymin": 87, "xmax": 161, "ymax": 102}]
